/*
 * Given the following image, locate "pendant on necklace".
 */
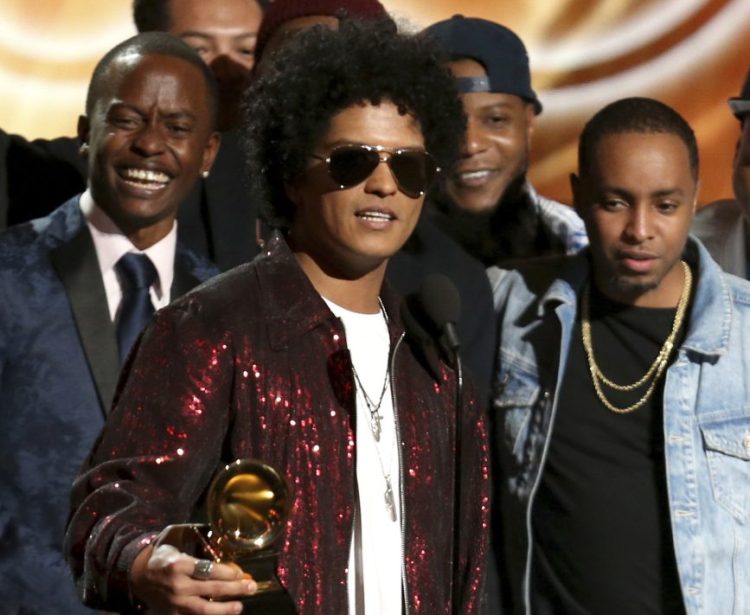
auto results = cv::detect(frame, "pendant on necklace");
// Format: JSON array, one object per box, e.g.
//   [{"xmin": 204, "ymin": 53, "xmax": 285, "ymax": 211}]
[
  {"xmin": 384, "ymin": 479, "xmax": 397, "ymax": 522},
  {"xmin": 370, "ymin": 412, "xmax": 382, "ymax": 442}
]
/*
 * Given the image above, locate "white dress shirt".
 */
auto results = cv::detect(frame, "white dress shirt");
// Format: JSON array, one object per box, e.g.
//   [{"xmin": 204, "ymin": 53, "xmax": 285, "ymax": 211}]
[{"xmin": 79, "ymin": 190, "xmax": 177, "ymax": 321}]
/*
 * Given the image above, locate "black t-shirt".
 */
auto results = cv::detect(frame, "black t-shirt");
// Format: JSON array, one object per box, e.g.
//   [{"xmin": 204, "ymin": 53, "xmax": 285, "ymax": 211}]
[{"xmin": 530, "ymin": 286, "xmax": 686, "ymax": 615}]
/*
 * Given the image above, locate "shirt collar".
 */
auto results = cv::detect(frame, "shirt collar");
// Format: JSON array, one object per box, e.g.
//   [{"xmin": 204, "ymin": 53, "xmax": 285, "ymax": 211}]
[{"xmin": 79, "ymin": 189, "xmax": 177, "ymax": 299}]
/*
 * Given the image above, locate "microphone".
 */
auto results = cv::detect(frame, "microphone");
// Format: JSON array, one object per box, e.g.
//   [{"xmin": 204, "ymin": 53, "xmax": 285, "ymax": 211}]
[
  {"xmin": 400, "ymin": 291, "xmax": 442, "ymax": 381},
  {"xmin": 417, "ymin": 274, "xmax": 461, "ymax": 355},
  {"xmin": 400, "ymin": 274, "xmax": 462, "ymax": 371},
  {"xmin": 410, "ymin": 274, "xmax": 464, "ymax": 615}
]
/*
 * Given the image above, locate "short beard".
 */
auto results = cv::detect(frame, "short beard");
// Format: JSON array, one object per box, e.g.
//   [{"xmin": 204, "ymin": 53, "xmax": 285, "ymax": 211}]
[
  {"xmin": 604, "ymin": 274, "xmax": 659, "ymax": 301},
  {"xmin": 428, "ymin": 173, "xmax": 540, "ymax": 266}
]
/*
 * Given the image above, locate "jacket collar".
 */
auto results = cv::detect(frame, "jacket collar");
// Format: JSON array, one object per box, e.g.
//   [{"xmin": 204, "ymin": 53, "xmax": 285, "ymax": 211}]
[
  {"xmin": 257, "ymin": 233, "xmax": 405, "ymax": 350},
  {"xmin": 679, "ymin": 237, "xmax": 733, "ymax": 358},
  {"xmin": 537, "ymin": 250, "xmax": 588, "ymax": 318}
]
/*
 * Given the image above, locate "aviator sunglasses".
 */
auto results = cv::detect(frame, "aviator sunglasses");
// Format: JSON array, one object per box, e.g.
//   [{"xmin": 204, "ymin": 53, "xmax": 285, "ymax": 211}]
[{"xmin": 311, "ymin": 144, "xmax": 440, "ymax": 199}]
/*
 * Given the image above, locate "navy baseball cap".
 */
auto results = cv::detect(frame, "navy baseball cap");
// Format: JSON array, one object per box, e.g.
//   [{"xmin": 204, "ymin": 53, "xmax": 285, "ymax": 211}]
[
  {"xmin": 424, "ymin": 15, "xmax": 542, "ymax": 115},
  {"xmin": 728, "ymin": 69, "xmax": 750, "ymax": 121}
]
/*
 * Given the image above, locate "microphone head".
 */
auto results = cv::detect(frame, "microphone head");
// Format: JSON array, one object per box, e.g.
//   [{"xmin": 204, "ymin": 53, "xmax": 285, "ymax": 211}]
[
  {"xmin": 418, "ymin": 273, "xmax": 461, "ymax": 330},
  {"xmin": 400, "ymin": 292, "xmax": 444, "ymax": 379}
]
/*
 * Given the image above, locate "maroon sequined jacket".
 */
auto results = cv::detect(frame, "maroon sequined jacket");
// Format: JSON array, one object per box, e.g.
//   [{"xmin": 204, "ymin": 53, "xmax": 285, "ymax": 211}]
[{"xmin": 65, "ymin": 235, "xmax": 489, "ymax": 614}]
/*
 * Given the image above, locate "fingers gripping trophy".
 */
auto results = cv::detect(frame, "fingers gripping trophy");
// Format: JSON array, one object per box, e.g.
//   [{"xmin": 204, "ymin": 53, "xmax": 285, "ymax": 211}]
[{"xmin": 155, "ymin": 460, "xmax": 296, "ymax": 614}]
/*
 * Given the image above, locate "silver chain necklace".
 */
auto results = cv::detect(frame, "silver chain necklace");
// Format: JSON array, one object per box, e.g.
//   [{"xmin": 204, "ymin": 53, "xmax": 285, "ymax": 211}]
[
  {"xmin": 350, "ymin": 298, "xmax": 390, "ymax": 442},
  {"xmin": 349, "ymin": 298, "xmax": 397, "ymax": 521},
  {"xmin": 351, "ymin": 360, "xmax": 389, "ymax": 442}
]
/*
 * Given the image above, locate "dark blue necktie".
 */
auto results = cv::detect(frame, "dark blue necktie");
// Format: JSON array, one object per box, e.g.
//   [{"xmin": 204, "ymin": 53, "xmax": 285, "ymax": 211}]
[{"xmin": 115, "ymin": 253, "xmax": 158, "ymax": 363}]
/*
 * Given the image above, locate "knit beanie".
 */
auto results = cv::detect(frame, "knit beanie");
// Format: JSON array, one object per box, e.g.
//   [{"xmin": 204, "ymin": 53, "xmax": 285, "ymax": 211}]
[{"xmin": 255, "ymin": 0, "xmax": 391, "ymax": 61}]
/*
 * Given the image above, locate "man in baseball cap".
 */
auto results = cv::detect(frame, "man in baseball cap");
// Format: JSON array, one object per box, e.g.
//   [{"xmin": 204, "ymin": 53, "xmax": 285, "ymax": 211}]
[
  {"xmin": 692, "ymin": 68, "xmax": 750, "ymax": 278},
  {"xmin": 424, "ymin": 15, "xmax": 587, "ymax": 266}
]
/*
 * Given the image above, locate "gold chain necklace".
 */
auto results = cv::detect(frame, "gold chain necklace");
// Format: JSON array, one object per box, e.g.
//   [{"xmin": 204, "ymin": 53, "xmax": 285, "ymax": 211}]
[{"xmin": 581, "ymin": 260, "xmax": 692, "ymax": 414}]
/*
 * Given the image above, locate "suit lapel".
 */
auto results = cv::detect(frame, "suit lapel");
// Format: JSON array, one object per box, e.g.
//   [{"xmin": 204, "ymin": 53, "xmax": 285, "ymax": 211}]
[{"xmin": 50, "ymin": 226, "xmax": 120, "ymax": 414}]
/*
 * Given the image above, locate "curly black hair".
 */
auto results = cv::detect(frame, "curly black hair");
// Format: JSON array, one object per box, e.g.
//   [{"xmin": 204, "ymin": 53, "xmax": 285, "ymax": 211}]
[
  {"xmin": 243, "ymin": 17, "xmax": 466, "ymax": 229},
  {"xmin": 132, "ymin": 0, "xmax": 269, "ymax": 32},
  {"xmin": 579, "ymin": 97, "xmax": 698, "ymax": 180}
]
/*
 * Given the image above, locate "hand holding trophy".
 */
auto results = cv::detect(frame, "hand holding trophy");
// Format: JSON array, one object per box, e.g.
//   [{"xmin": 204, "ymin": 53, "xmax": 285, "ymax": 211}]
[{"xmin": 155, "ymin": 459, "xmax": 296, "ymax": 614}]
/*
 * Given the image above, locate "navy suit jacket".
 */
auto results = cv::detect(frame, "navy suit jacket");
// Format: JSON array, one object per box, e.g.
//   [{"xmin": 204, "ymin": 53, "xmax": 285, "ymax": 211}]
[{"xmin": 0, "ymin": 196, "xmax": 218, "ymax": 614}]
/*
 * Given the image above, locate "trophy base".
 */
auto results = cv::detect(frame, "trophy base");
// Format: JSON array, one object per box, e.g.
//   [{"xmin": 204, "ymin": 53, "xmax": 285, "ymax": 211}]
[
  {"xmin": 154, "ymin": 524, "xmax": 297, "ymax": 614},
  {"xmin": 240, "ymin": 591, "xmax": 297, "ymax": 614},
  {"xmin": 237, "ymin": 551, "xmax": 296, "ymax": 614}
]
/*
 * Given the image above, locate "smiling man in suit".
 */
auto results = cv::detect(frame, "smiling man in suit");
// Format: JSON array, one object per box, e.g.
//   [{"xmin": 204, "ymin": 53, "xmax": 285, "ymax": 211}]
[
  {"xmin": 2, "ymin": 0, "xmax": 268, "ymax": 272},
  {"xmin": 0, "ymin": 32, "xmax": 219, "ymax": 613}
]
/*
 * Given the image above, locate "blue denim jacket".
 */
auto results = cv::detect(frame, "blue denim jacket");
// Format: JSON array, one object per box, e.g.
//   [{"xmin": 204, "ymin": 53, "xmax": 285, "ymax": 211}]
[{"xmin": 488, "ymin": 238, "xmax": 750, "ymax": 615}]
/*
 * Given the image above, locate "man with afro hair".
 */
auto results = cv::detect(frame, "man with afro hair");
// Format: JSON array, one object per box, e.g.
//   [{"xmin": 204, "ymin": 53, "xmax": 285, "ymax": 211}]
[
  {"xmin": 252, "ymin": 0, "xmax": 497, "ymax": 401},
  {"xmin": 66, "ymin": 19, "xmax": 489, "ymax": 615}
]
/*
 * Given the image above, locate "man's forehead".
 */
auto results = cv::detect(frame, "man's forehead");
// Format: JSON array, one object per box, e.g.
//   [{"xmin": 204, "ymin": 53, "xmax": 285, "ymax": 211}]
[
  {"xmin": 594, "ymin": 131, "xmax": 688, "ymax": 153},
  {"xmin": 586, "ymin": 132, "xmax": 696, "ymax": 182},
  {"xmin": 93, "ymin": 53, "xmax": 145, "ymax": 101},
  {"xmin": 105, "ymin": 53, "xmax": 163, "ymax": 84},
  {"xmin": 98, "ymin": 54, "xmax": 203, "ymax": 104},
  {"xmin": 165, "ymin": 0, "xmax": 262, "ymax": 33}
]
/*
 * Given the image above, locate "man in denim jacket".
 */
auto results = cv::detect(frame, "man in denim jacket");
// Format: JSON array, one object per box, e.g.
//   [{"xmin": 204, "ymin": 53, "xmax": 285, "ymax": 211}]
[{"xmin": 489, "ymin": 97, "xmax": 750, "ymax": 614}]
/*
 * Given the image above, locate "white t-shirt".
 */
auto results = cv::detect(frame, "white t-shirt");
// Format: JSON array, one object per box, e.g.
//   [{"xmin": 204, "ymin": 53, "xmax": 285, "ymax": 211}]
[{"xmin": 324, "ymin": 298, "xmax": 403, "ymax": 615}]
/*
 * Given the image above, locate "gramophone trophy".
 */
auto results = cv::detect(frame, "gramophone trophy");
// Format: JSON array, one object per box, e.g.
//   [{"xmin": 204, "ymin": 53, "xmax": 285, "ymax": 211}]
[{"xmin": 155, "ymin": 459, "xmax": 296, "ymax": 614}]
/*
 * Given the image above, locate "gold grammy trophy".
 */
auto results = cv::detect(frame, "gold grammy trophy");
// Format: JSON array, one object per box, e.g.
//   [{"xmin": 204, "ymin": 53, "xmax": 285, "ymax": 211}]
[{"xmin": 155, "ymin": 459, "xmax": 296, "ymax": 614}]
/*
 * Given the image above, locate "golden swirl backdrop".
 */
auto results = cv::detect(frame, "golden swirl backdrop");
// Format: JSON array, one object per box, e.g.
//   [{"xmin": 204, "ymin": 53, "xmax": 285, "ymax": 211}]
[{"xmin": 2, "ymin": 0, "xmax": 749, "ymax": 205}]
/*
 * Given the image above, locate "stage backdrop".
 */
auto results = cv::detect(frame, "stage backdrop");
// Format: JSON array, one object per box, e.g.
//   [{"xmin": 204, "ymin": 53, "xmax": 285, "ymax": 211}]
[{"xmin": 2, "ymin": 0, "xmax": 749, "ymax": 206}]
